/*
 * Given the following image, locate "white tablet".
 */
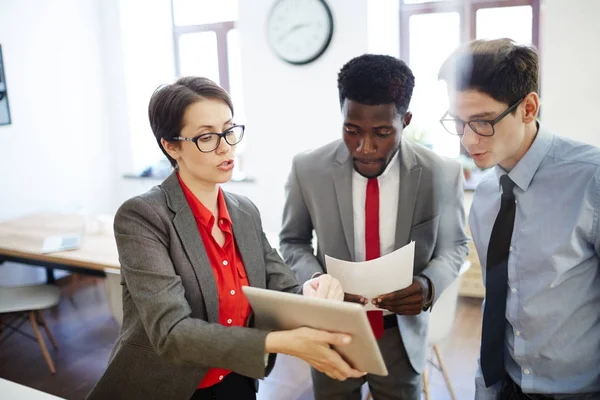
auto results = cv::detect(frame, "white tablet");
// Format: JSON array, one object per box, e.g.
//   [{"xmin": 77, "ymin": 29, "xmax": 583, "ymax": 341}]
[{"xmin": 242, "ymin": 286, "xmax": 388, "ymax": 376}]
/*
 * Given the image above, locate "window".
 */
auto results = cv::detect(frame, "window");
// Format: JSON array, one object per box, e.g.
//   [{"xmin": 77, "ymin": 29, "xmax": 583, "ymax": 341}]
[
  {"xmin": 399, "ymin": 0, "xmax": 540, "ymax": 159},
  {"xmin": 171, "ymin": 0, "xmax": 247, "ymax": 180}
]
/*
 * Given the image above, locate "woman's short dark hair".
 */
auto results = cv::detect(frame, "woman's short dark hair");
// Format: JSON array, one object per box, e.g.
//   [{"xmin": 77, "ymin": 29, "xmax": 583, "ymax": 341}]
[
  {"xmin": 337, "ymin": 54, "xmax": 415, "ymax": 115},
  {"xmin": 148, "ymin": 76, "xmax": 234, "ymax": 168},
  {"xmin": 438, "ymin": 38, "xmax": 539, "ymax": 107}
]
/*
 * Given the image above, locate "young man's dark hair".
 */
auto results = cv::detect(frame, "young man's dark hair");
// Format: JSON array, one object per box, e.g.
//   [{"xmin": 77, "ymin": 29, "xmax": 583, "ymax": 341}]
[
  {"xmin": 148, "ymin": 76, "xmax": 234, "ymax": 167},
  {"xmin": 337, "ymin": 54, "xmax": 415, "ymax": 115},
  {"xmin": 438, "ymin": 38, "xmax": 538, "ymax": 107}
]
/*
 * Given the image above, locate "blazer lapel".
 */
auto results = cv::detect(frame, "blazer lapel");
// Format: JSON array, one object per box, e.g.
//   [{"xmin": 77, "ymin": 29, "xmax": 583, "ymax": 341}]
[
  {"xmin": 224, "ymin": 193, "xmax": 264, "ymax": 289},
  {"xmin": 162, "ymin": 172, "xmax": 219, "ymax": 323},
  {"xmin": 331, "ymin": 143, "xmax": 355, "ymax": 261},
  {"xmin": 395, "ymin": 138, "xmax": 422, "ymax": 248}
]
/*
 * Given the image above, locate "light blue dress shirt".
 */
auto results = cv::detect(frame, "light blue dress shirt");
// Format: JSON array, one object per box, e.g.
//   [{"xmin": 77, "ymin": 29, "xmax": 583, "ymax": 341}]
[{"xmin": 470, "ymin": 126, "xmax": 600, "ymax": 398}]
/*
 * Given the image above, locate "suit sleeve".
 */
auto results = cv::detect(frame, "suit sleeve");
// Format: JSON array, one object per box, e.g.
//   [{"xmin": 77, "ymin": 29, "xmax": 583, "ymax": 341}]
[
  {"xmin": 419, "ymin": 162, "xmax": 469, "ymax": 304},
  {"xmin": 279, "ymin": 155, "xmax": 325, "ymax": 284},
  {"xmin": 115, "ymin": 196, "xmax": 272, "ymax": 379},
  {"xmin": 593, "ymin": 170, "xmax": 600, "ymax": 258}
]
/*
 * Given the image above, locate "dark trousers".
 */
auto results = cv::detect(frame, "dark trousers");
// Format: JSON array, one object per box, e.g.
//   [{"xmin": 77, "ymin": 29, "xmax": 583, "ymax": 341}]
[
  {"xmin": 190, "ymin": 373, "xmax": 256, "ymax": 400},
  {"xmin": 501, "ymin": 378, "xmax": 553, "ymax": 400}
]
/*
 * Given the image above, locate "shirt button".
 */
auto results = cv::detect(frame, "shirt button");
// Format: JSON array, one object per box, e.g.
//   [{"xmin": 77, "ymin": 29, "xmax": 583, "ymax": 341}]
[
  {"xmin": 511, "ymin": 288, "xmax": 517, "ymax": 293},
  {"xmin": 227, "ymin": 318, "xmax": 232, "ymax": 324},
  {"xmin": 222, "ymin": 260, "xmax": 228, "ymax": 266},
  {"xmin": 524, "ymin": 369, "xmax": 530, "ymax": 375},
  {"xmin": 219, "ymin": 375, "xmax": 224, "ymax": 381},
  {"xmin": 516, "ymin": 331, "xmax": 521, "ymax": 337},
  {"xmin": 230, "ymin": 290, "xmax": 235, "ymax": 295},
  {"xmin": 509, "ymin": 246, "xmax": 514, "ymax": 252}
]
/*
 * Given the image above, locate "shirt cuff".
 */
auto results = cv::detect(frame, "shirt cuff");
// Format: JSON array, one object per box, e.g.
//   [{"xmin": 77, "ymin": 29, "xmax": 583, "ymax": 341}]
[
  {"xmin": 310, "ymin": 272, "xmax": 323, "ymax": 279},
  {"xmin": 415, "ymin": 275, "xmax": 435, "ymax": 310}
]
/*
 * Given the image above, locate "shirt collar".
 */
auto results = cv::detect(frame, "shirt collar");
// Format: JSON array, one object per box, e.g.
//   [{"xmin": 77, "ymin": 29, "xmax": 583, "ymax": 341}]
[
  {"xmin": 494, "ymin": 124, "xmax": 553, "ymax": 192},
  {"xmin": 177, "ymin": 172, "xmax": 231, "ymax": 228},
  {"xmin": 379, "ymin": 148, "xmax": 400, "ymax": 180}
]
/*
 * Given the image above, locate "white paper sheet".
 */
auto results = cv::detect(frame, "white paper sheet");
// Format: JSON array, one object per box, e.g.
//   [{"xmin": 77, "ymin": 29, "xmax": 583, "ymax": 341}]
[{"xmin": 325, "ymin": 241, "xmax": 415, "ymax": 311}]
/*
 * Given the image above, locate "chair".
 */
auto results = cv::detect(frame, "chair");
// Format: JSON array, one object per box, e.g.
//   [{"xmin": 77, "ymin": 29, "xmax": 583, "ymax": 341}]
[
  {"xmin": 422, "ymin": 261, "xmax": 471, "ymax": 400},
  {"xmin": 0, "ymin": 284, "xmax": 61, "ymax": 374},
  {"xmin": 365, "ymin": 261, "xmax": 471, "ymax": 400}
]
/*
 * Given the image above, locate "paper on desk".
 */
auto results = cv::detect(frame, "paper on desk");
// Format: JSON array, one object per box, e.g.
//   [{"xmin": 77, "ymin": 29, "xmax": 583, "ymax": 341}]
[{"xmin": 325, "ymin": 241, "xmax": 415, "ymax": 311}]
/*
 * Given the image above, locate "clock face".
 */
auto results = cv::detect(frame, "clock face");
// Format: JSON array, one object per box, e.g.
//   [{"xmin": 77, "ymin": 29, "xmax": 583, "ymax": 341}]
[{"xmin": 267, "ymin": 0, "xmax": 334, "ymax": 65}]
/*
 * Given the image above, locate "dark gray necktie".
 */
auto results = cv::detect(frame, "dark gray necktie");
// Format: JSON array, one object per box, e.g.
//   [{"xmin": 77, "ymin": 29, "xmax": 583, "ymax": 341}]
[{"xmin": 481, "ymin": 174, "xmax": 516, "ymax": 387}]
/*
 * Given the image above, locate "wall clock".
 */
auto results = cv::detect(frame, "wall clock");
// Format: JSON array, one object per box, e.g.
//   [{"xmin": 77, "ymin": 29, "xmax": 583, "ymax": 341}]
[{"xmin": 266, "ymin": 0, "xmax": 334, "ymax": 65}]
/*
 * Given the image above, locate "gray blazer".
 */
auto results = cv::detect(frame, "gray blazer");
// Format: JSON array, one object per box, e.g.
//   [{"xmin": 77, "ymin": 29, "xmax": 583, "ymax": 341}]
[
  {"xmin": 88, "ymin": 172, "xmax": 300, "ymax": 400},
  {"xmin": 280, "ymin": 138, "xmax": 469, "ymax": 373}
]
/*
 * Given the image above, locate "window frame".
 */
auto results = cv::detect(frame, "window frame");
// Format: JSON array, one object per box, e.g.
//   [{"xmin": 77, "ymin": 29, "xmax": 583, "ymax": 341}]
[
  {"xmin": 170, "ymin": 3, "xmax": 236, "ymax": 92},
  {"xmin": 399, "ymin": 0, "xmax": 541, "ymax": 157},
  {"xmin": 399, "ymin": 0, "xmax": 541, "ymax": 64}
]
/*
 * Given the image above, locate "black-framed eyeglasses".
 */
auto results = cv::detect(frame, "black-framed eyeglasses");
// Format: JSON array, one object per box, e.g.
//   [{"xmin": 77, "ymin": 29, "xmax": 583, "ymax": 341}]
[
  {"xmin": 440, "ymin": 97, "xmax": 525, "ymax": 137},
  {"xmin": 171, "ymin": 124, "xmax": 245, "ymax": 153}
]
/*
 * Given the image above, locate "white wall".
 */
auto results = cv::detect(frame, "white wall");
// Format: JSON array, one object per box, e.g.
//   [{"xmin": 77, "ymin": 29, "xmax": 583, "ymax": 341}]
[
  {"xmin": 236, "ymin": 0, "xmax": 369, "ymax": 232},
  {"xmin": 0, "ymin": 0, "xmax": 115, "ymax": 221},
  {"xmin": 540, "ymin": 0, "xmax": 600, "ymax": 146},
  {"xmin": 2, "ymin": 0, "xmax": 597, "ymax": 233}
]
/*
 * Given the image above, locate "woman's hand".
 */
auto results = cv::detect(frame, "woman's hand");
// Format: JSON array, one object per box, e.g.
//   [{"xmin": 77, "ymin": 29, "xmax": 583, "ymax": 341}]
[
  {"xmin": 265, "ymin": 328, "xmax": 366, "ymax": 381},
  {"xmin": 302, "ymin": 274, "xmax": 344, "ymax": 301}
]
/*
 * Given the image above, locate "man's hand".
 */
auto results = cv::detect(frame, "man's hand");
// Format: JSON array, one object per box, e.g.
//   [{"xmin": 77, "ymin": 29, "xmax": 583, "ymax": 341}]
[
  {"xmin": 343, "ymin": 293, "xmax": 367, "ymax": 305},
  {"xmin": 372, "ymin": 280, "xmax": 427, "ymax": 315},
  {"xmin": 303, "ymin": 274, "xmax": 344, "ymax": 301}
]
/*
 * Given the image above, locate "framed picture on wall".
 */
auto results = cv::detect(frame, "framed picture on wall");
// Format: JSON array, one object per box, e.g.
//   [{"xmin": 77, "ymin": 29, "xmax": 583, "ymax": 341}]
[{"xmin": 0, "ymin": 44, "xmax": 12, "ymax": 126}]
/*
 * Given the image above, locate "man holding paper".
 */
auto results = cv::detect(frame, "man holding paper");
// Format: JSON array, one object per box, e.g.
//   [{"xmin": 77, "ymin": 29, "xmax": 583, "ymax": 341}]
[{"xmin": 280, "ymin": 54, "xmax": 469, "ymax": 399}]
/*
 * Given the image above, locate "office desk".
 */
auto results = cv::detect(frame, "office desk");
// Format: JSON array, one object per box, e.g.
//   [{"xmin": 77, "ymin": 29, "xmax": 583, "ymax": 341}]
[
  {"xmin": 0, "ymin": 213, "xmax": 123, "ymax": 323},
  {"xmin": 0, "ymin": 213, "xmax": 119, "ymax": 279}
]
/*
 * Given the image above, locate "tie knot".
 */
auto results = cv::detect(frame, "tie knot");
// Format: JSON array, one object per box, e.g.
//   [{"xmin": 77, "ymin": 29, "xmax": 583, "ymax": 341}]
[{"xmin": 499, "ymin": 175, "xmax": 515, "ymax": 197}]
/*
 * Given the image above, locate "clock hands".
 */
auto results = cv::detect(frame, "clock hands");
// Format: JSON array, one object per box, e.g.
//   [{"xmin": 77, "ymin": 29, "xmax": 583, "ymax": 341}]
[{"xmin": 278, "ymin": 23, "xmax": 312, "ymax": 42}]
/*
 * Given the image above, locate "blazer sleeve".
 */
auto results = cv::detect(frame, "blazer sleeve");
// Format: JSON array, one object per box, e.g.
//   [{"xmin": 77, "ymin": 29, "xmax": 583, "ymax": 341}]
[
  {"xmin": 279, "ymin": 155, "xmax": 325, "ymax": 283},
  {"xmin": 114, "ymin": 196, "xmax": 272, "ymax": 379},
  {"xmin": 419, "ymin": 162, "xmax": 470, "ymax": 305}
]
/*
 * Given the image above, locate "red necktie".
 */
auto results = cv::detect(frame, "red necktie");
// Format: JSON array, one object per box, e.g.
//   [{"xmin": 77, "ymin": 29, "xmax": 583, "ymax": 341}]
[{"xmin": 365, "ymin": 178, "xmax": 384, "ymax": 340}]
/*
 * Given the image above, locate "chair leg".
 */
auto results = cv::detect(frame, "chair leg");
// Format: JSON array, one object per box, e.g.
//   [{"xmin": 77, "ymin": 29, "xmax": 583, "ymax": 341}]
[
  {"xmin": 68, "ymin": 274, "xmax": 80, "ymax": 298},
  {"xmin": 36, "ymin": 310, "xmax": 58, "ymax": 349},
  {"xmin": 433, "ymin": 345, "xmax": 456, "ymax": 400},
  {"xmin": 422, "ymin": 368, "xmax": 430, "ymax": 400},
  {"xmin": 29, "ymin": 311, "xmax": 56, "ymax": 374}
]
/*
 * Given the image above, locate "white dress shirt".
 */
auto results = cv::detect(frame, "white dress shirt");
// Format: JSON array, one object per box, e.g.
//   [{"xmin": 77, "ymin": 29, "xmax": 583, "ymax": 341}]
[{"xmin": 352, "ymin": 151, "xmax": 400, "ymax": 263}]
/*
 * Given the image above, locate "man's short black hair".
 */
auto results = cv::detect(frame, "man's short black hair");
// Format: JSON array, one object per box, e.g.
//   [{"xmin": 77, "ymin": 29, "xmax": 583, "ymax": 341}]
[
  {"xmin": 438, "ymin": 38, "xmax": 539, "ymax": 106},
  {"xmin": 337, "ymin": 54, "xmax": 415, "ymax": 115}
]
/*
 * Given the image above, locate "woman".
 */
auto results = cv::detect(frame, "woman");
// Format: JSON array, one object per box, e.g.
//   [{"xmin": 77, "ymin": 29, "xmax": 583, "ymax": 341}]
[{"xmin": 87, "ymin": 77, "xmax": 364, "ymax": 400}]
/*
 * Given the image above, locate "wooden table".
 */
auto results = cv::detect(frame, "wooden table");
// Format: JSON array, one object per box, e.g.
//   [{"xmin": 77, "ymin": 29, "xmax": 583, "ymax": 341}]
[
  {"xmin": 0, "ymin": 213, "xmax": 124, "ymax": 324},
  {"xmin": 0, "ymin": 213, "xmax": 119, "ymax": 282}
]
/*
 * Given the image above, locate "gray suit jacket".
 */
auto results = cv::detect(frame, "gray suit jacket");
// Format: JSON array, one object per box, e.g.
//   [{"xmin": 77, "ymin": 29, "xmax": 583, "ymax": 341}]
[
  {"xmin": 88, "ymin": 172, "xmax": 300, "ymax": 400},
  {"xmin": 280, "ymin": 138, "xmax": 469, "ymax": 373}
]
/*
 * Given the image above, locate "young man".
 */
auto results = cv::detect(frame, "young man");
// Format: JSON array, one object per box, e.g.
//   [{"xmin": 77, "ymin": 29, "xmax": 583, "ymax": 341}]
[
  {"xmin": 280, "ymin": 54, "xmax": 469, "ymax": 400},
  {"xmin": 439, "ymin": 39, "xmax": 600, "ymax": 399}
]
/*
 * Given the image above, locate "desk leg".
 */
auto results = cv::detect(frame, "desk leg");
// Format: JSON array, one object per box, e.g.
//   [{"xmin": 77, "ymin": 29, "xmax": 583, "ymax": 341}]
[{"xmin": 45, "ymin": 268, "xmax": 56, "ymax": 284}]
